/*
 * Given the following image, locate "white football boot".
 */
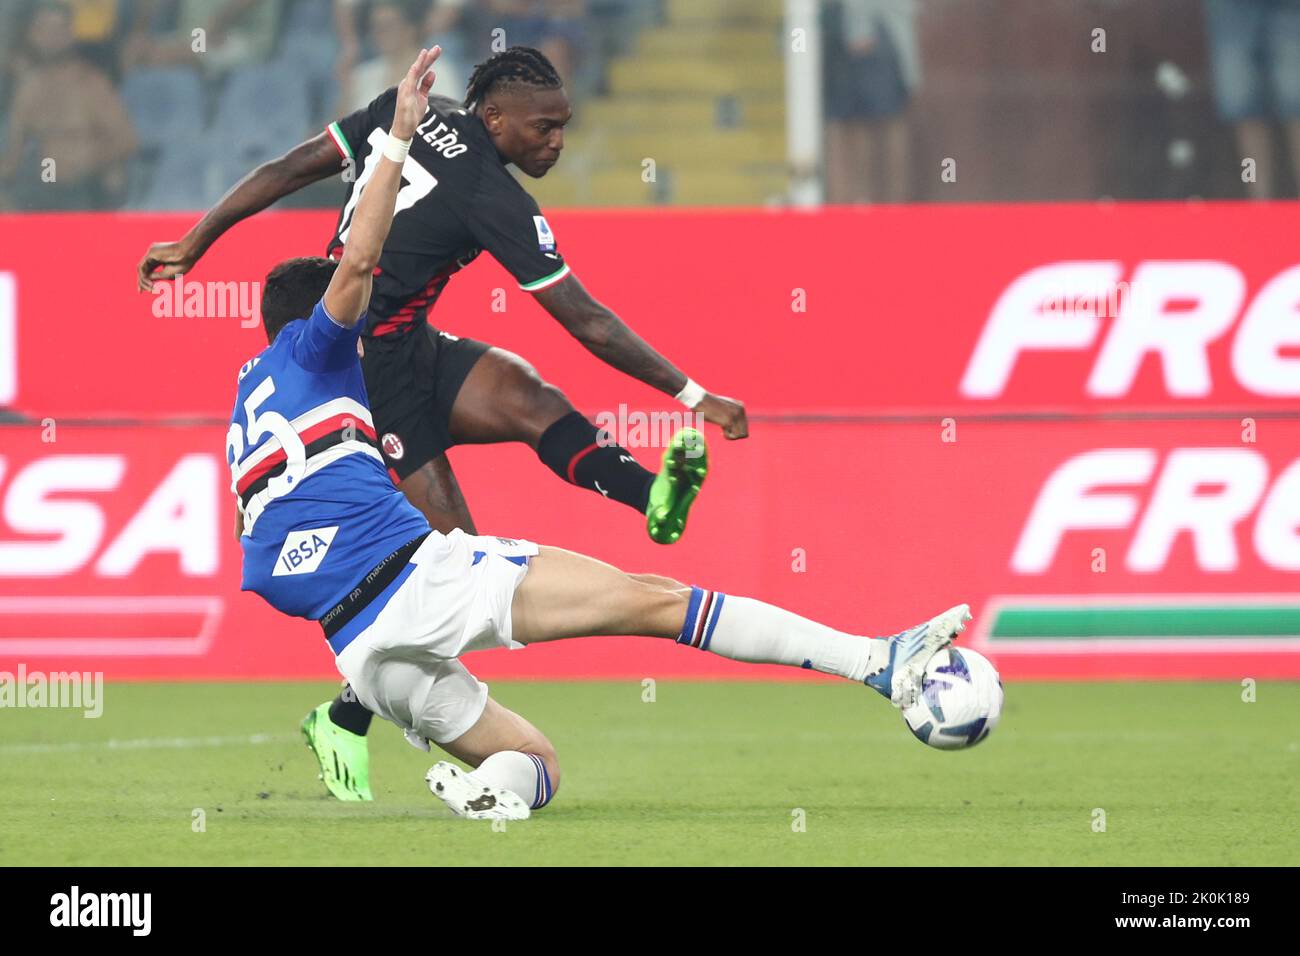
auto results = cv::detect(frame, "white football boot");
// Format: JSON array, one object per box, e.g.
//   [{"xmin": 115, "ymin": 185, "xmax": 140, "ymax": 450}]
[
  {"xmin": 864, "ymin": 604, "xmax": 972, "ymax": 709},
  {"xmin": 425, "ymin": 761, "xmax": 531, "ymax": 821}
]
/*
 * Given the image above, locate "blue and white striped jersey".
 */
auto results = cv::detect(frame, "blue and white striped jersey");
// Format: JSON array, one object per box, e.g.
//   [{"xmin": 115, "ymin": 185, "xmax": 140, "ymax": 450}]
[{"xmin": 226, "ymin": 298, "xmax": 430, "ymax": 619}]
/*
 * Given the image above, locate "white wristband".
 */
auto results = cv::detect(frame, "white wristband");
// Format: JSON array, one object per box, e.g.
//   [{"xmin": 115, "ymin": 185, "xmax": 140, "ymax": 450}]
[
  {"xmin": 382, "ymin": 134, "xmax": 412, "ymax": 164},
  {"xmin": 674, "ymin": 377, "xmax": 706, "ymax": 409}
]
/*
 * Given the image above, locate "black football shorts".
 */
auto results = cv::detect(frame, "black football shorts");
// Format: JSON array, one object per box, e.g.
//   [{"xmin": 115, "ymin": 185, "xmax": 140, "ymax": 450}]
[{"xmin": 360, "ymin": 324, "xmax": 490, "ymax": 482}]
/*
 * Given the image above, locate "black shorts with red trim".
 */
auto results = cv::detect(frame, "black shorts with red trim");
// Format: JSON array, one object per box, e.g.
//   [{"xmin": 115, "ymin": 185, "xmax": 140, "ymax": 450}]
[{"xmin": 360, "ymin": 324, "xmax": 490, "ymax": 483}]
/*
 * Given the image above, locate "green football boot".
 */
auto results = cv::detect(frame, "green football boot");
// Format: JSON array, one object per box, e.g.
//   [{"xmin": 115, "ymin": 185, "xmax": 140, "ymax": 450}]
[
  {"xmin": 645, "ymin": 427, "xmax": 709, "ymax": 545},
  {"xmin": 300, "ymin": 702, "xmax": 373, "ymax": 801}
]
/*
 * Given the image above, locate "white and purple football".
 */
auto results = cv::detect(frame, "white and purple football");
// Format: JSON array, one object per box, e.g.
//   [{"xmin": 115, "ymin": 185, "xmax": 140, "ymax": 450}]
[{"xmin": 901, "ymin": 647, "xmax": 1004, "ymax": 750}]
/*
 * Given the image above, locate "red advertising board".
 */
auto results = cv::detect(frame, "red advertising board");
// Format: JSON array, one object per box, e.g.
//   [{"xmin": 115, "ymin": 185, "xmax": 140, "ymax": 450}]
[
  {"xmin": 5, "ymin": 202, "xmax": 1300, "ymax": 420},
  {"xmin": 1, "ymin": 416, "xmax": 1297, "ymax": 680},
  {"xmin": 1, "ymin": 204, "xmax": 1298, "ymax": 680}
]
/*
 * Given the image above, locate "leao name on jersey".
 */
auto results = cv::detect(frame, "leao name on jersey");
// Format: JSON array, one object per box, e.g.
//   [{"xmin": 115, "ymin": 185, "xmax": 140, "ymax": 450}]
[{"xmin": 415, "ymin": 110, "xmax": 468, "ymax": 158}]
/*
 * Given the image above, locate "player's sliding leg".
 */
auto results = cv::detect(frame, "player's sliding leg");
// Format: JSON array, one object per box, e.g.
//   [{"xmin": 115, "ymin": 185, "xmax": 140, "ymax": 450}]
[
  {"xmin": 303, "ymin": 453, "xmax": 480, "ymax": 799},
  {"xmin": 448, "ymin": 347, "xmax": 706, "ymax": 544},
  {"xmin": 334, "ymin": 644, "xmax": 551, "ymax": 820},
  {"xmin": 426, "ymin": 697, "xmax": 560, "ymax": 821},
  {"xmin": 510, "ymin": 547, "xmax": 971, "ymax": 708}
]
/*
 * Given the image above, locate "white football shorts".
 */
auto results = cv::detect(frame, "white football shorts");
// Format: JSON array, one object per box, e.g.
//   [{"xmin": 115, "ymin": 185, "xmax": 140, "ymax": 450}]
[{"xmin": 333, "ymin": 528, "xmax": 538, "ymax": 744}]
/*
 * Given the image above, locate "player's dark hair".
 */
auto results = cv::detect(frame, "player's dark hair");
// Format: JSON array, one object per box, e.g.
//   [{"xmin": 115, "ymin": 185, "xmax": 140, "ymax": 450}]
[
  {"xmin": 261, "ymin": 257, "xmax": 338, "ymax": 344},
  {"xmin": 463, "ymin": 46, "xmax": 562, "ymax": 111}
]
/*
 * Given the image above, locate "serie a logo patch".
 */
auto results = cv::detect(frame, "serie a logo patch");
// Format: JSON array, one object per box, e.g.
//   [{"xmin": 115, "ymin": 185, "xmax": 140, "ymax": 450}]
[
  {"xmin": 533, "ymin": 215, "xmax": 555, "ymax": 251},
  {"xmin": 274, "ymin": 526, "xmax": 339, "ymax": 576}
]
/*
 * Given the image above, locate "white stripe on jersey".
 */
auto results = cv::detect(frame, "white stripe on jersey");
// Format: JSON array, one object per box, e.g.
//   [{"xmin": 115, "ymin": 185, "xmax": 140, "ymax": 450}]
[
  {"xmin": 232, "ymin": 396, "xmax": 374, "ymax": 488},
  {"xmin": 242, "ymin": 440, "xmax": 385, "ymax": 534}
]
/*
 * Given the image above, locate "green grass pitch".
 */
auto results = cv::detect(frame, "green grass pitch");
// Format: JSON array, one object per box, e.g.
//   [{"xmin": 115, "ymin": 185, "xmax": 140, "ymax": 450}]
[{"xmin": 2, "ymin": 681, "xmax": 1296, "ymax": 866}]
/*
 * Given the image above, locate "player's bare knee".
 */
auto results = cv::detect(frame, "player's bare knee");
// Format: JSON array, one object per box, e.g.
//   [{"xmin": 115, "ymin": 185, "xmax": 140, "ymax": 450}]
[
  {"xmin": 499, "ymin": 356, "xmax": 568, "ymax": 415},
  {"xmin": 497, "ymin": 357, "xmax": 573, "ymax": 443},
  {"xmin": 629, "ymin": 572, "xmax": 688, "ymax": 591},
  {"xmin": 624, "ymin": 574, "xmax": 689, "ymax": 637},
  {"xmin": 520, "ymin": 379, "xmax": 574, "ymax": 443}
]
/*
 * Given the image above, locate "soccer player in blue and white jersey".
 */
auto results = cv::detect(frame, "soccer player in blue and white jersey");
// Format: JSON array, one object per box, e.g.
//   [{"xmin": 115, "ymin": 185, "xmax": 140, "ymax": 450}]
[{"xmin": 229, "ymin": 49, "xmax": 972, "ymax": 820}]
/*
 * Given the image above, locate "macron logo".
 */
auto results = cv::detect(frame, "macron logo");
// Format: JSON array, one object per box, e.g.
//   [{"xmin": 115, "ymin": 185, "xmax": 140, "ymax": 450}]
[{"xmin": 273, "ymin": 527, "xmax": 338, "ymax": 576}]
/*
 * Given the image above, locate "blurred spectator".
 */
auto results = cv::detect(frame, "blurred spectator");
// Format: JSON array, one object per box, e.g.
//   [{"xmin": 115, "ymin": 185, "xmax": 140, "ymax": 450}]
[
  {"xmin": 423, "ymin": 0, "xmax": 471, "ymax": 95},
  {"xmin": 69, "ymin": 0, "xmax": 127, "ymax": 72},
  {"xmin": 275, "ymin": 0, "xmax": 343, "ymax": 127},
  {"xmin": 0, "ymin": 0, "xmax": 137, "ymax": 210},
  {"xmin": 2, "ymin": 0, "xmax": 127, "ymax": 87},
  {"xmin": 336, "ymin": 0, "xmax": 467, "ymax": 113},
  {"xmin": 121, "ymin": 0, "xmax": 281, "ymax": 76},
  {"xmin": 67, "ymin": 0, "xmax": 121, "ymax": 42},
  {"xmin": 822, "ymin": 0, "xmax": 920, "ymax": 204},
  {"xmin": 1203, "ymin": 0, "xmax": 1300, "ymax": 198},
  {"xmin": 486, "ymin": 0, "xmax": 587, "ymax": 89},
  {"xmin": 0, "ymin": 3, "xmax": 33, "ymax": 108}
]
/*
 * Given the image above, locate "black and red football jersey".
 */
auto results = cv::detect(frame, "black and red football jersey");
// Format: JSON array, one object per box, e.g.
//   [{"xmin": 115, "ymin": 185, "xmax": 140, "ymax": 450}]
[{"xmin": 325, "ymin": 91, "xmax": 570, "ymax": 337}]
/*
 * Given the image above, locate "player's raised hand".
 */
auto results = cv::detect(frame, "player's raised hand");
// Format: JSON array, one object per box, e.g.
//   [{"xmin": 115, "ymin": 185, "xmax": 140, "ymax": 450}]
[
  {"xmin": 136, "ymin": 239, "xmax": 198, "ymax": 292},
  {"xmin": 391, "ymin": 46, "xmax": 440, "ymax": 140},
  {"xmin": 697, "ymin": 393, "xmax": 749, "ymax": 440}
]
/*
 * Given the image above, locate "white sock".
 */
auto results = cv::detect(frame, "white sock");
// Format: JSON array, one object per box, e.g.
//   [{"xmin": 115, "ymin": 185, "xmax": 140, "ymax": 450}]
[
  {"xmin": 471, "ymin": 751, "xmax": 554, "ymax": 809},
  {"xmin": 677, "ymin": 588, "xmax": 888, "ymax": 682}
]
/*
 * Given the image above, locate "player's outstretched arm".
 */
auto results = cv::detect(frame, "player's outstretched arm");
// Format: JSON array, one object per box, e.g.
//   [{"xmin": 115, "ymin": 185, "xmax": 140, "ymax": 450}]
[
  {"xmin": 323, "ymin": 47, "xmax": 439, "ymax": 327},
  {"xmin": 532, "ymin": 275, "xmax": 749, "ymax": 439},
  {"xmin": 135, "ymin": 134, "xmax": 342, "ymax": 292},
  {"xmin": 136, "ymin": 134, "xmax": 340, "ymax": 291}
]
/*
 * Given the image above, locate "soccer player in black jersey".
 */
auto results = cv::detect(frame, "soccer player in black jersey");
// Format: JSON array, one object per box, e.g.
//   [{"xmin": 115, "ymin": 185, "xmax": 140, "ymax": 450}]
[
  {"xmin": 137, "ymin": 45, "xmax": 747, "ymax": 800},
  {"xmin": 139, "ymin": 47, "xmax": 746, "ymax": 541}
]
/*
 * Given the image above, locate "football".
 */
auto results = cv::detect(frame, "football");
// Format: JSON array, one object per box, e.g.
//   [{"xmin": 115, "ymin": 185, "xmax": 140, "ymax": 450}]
[{"xmin": 901, "ymin": 647, "xmax": 1004, "ymax": 750}]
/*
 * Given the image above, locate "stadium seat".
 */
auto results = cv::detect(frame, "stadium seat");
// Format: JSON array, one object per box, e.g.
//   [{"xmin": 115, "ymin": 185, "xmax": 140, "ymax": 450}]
[
  {"xmin": 121, "ymin": 67, "xmax": 205, "ymax": 150},
  {"xmin": 121, "ymin": 67, "xmax": 206, "ymax": 209},
  {"xmin": 139, "ymin": 137, "xmax": 221, "ymax": 210},
  {"xmin": 275, "ymin": 0, "xmax": 339, "ymax": 126},
  {"xmin": 209, "ymin": 62, "xmax": 311, "ymax": 190}
]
